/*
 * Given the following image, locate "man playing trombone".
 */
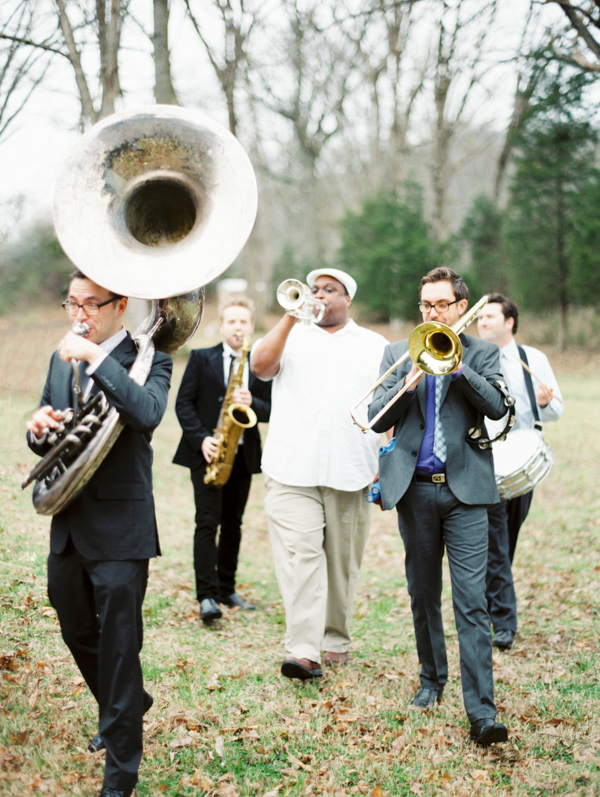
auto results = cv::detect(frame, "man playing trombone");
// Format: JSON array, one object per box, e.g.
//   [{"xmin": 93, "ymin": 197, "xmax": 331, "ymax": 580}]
[
  {"xmin": 367, "ymin": 267, "xmax": 509, "ymax": 747},
  {"xmin": 477, "ymin": 294, "xmax": 563, "ymax": 651}
]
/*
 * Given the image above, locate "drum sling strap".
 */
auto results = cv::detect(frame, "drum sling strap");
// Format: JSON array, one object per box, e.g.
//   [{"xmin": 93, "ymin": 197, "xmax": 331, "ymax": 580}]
[{"xmin": 517, "ymin": 346, "xmax": 542, "ymax": 431}]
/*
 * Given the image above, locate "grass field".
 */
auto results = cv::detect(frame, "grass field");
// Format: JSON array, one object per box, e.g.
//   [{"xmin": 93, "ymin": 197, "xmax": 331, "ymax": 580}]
[{"xmin": 0, "ymin": 309, "xmax": 599, "ymax": 796}]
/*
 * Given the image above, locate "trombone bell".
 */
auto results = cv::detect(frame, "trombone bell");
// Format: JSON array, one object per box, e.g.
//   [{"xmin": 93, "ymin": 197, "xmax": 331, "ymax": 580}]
[{"xmin": 409, "ymin": 322, "xmax": 462, "ymax": 376}]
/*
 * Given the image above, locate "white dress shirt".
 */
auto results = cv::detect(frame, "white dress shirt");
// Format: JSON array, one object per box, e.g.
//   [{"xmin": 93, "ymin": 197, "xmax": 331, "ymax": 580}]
[
  {"xmin": 486, "ymin": 337, "xmax": 563, "ymax": 438},
  {"xmin": 258, "ymin": 320, "xmax": 388, "ymax": 492}
]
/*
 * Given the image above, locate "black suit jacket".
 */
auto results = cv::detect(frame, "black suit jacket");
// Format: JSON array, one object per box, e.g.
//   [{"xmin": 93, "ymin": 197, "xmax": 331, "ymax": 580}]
[
  {"xmin": 172, "ymin": 343, "xmax": 271, "ymax": 474},
  {"xmin": 29, "ymin": 333, "xmax": 172, "ymax": 560}
]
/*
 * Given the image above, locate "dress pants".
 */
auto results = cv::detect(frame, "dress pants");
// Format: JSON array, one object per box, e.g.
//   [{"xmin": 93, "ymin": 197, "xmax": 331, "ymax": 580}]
[
  {"xmin": 264, "ymin": 477, "xmax": 371, "ymax": 663},
  {"xmin": 396, "ymin": 481, "xmax": 496, "ymax": 723},
  {"xmin": 486, "ymin": 489, "xmax": 534, "ymax": 633},
  {"xmin": 190, "ymin": 448, "xmax": 252, "ymax": 602},
  {"xmin": 47, "ymin": 538, "xmax": 149, "ymax": 793}
]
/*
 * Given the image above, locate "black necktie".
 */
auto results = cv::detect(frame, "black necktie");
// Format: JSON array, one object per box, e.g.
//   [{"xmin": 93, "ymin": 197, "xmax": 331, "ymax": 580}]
[{"xmin": 228, "ymin": 353, "xmax": 237, "ymax": 383}]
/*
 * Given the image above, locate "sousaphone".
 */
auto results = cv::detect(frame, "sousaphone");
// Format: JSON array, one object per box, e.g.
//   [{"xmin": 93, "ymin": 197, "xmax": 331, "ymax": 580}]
[{"xmin": 22, "ymin": 105, "xmax": 258, "ymax": 515}]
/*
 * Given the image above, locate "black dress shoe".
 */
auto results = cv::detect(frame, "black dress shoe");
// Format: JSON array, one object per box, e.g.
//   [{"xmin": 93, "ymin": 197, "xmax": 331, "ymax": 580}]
[
  {"xmin": 492, "ymin": 629, "xmax": 515, "ymax": 650},
  {"xmin": 89, "ymin": 692, "xmax": 153, "ymax": 752},
  {"xmin": 220, "ymin": 593, "xmax": 256, "ymax": 611},
  {"xmin": 470, "ymin": 718, "xmax": 509, "ymax": 746},
  {"xmin": 408, "ymin": 686, "xmax": 443, "ymax": 710},
  {"xmin": 200, "ymin": 597, "xmax": 223, "ymax": 624},
  {"xmin": 281, "ymin": 657, "xmax": 323, "ymax": 680},
  {"xmin": 99, "ymin": 788, "xmax": 133, "ymax": 796}
]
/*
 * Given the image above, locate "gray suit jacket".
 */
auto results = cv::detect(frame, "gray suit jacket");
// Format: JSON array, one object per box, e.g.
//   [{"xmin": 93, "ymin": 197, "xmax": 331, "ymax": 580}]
[{"xmin": 368, "ymin": 333, "xmax": 505, "ymax": 510}]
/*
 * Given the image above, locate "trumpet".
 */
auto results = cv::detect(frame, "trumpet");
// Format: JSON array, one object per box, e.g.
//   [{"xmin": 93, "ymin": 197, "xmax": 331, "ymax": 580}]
[
  {"xmin": 277, "ymin": 279, "xmax": 325, "ymax": 324},
  {"xmin": 350, "ymin": 295, "xmax": 489, "ymax": 432}
]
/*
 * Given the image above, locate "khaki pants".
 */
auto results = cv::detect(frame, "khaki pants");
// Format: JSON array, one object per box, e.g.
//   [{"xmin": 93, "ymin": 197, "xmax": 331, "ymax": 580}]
[{"xmin": 264, "ymin": 477, "xmax": 371, "ymax": 663}]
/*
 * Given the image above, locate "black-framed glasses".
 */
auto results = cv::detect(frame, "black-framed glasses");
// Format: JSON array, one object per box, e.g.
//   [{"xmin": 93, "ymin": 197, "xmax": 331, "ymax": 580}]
[
  {"xmin": 418, "ymin": 299, "xmax": 459, "ymax": 313},
  {"xmin": 62, "ymin": 297, "xmax": 119, "ymax": 316}
]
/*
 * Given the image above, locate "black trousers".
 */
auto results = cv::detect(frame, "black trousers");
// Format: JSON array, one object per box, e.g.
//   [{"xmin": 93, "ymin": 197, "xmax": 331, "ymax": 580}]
[
  {"xmin": 47, "ymin": 538, "xmax": 149, "ymax": 792},
  {"xmin": 190, "ymin": 448, "xmax": 252, "ymax": 602},
  {"xmin": 396, "ymin": 482, "xmax": 496, "ymax": 723},
  {"xmin": 486, "ymin": 489, "xmax": 534, "ymax": 634}
]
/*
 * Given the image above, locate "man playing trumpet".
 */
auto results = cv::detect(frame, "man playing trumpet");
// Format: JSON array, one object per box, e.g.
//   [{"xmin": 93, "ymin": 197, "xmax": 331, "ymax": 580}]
[
  {"xmin": 368, "ymin": 267, "xmax": 509, "ymax": 746},
  {"xmin": 251, "ymin": 269, "xmax": 387, "ymax": 679}
]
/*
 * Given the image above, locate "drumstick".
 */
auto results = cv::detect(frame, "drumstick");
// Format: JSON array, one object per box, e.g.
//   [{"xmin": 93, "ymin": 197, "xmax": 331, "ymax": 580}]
[{"xmin": 519, "ymin": 359, "xmax": 564, "ymax": 404}]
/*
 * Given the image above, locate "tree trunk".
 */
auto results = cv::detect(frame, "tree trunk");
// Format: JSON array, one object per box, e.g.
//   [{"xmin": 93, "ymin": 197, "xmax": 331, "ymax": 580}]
[{"xmin": 153, "ymin": 0, "xmax": 178, "ymax": 105}]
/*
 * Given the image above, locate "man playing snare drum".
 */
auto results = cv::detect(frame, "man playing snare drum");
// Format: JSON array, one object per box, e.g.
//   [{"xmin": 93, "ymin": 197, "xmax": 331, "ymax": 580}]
[{"xmin": 477, "ymin": 294, "xmax": 563, "ymax": 651}]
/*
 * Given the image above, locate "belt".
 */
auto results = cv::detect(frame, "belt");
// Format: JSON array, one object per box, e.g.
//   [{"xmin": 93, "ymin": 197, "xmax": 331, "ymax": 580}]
[{"xmin": 414, "ymin": 472, "xmax": 446, "ymax": 483}]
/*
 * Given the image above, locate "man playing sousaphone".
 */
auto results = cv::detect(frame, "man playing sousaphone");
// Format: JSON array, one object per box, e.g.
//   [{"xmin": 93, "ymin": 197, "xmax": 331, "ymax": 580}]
[
  {"xmin": 26, "ymin": 270, "xmax": 172, "ymax": 797},
  {"xmin": 477, "ymin": 294, "xmax": 563, "ymax": 651}
]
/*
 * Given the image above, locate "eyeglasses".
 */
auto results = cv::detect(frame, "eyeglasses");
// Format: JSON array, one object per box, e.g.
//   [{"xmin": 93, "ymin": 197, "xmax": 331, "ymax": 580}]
[
  {"xmin": 62, "ymin": 297, "xmax": 119, "ymax": 316},
  {"xmin": 418, "ymin": 299, "xmax": 459, "ymax": 313}
]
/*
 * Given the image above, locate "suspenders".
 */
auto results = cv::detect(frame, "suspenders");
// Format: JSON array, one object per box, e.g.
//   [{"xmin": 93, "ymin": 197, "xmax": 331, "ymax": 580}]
[{"xmin": 517, "ymin": 346, "xmax": 542, "ymax": 431}]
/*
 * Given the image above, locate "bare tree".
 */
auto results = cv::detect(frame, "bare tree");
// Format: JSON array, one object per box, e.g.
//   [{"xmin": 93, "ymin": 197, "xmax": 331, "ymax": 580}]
[
  {"xmin": 0, "ymin": 2, "xmax": 57, "ymax": 142},
  {"xmin": 183, "ymin": 0, "xmax": 259, "ymax": 136},
  {"xmin": 428, "ymin": 0, "xmax": 498, "ymax": 241},
  {"xmin": 352, "ymin": 0, "xmax": 427, "ymax": 192},
  {"xmin": 153, "ymin": 0, "xmax": 178, "ymax": 104},
  {"xmin": 255, "ymin": 0, "xmax": 365, "ymax": 262},
  {"xmin": 53, "ymin": 0, "xmax": 127, "ymax": 124},
  {"xmin": 546, "ymin": 0, "xmax": 600, "ymax": 72}
]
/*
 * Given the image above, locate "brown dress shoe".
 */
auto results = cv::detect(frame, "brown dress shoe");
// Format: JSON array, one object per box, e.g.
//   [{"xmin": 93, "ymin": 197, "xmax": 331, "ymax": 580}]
[
  {"xmin": 322, "ymin": 651, "xmax": 349, "ymax": 666},
  {"xmin": 281, "ymin": 657, "xmax": 323, "ymax": 680}
]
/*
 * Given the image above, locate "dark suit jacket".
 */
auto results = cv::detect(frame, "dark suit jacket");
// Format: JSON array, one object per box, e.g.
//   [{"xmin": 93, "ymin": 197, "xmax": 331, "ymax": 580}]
[
  {"xmin": 368, "ymin": 333, "xmax": 506, "ymax": 510},
  {"xmin": 29, "ymin": 333, "xmax": 172, "ymax": 560},
  {"xmin": 172, "ymin": 343, "xmax": 271, "ymax": 474}
]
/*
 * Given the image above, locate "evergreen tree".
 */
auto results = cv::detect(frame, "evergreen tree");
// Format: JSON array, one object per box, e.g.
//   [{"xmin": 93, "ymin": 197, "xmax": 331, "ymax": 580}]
[
  {"xmin": 569, "ymin": 168, "xmax": 600, "ymax": 304},
  {"xmin": 337, "ymin": 184, "xmax": 437, "ymax": 322},
  {"xmin": 459, "ymin": 195, "xmax": 507, "ymax": 297},
  {"xmin": 504, "ymin": 64, "xmax": 598, "ymax": 349}
]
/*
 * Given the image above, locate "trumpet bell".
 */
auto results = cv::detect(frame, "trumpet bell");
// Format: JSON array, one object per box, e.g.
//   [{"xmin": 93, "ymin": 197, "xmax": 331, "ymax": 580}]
[
  {"xmin": 277, "ymin": 279, "xmax": 305, "ymax": 311},
  {"xmin": 408, "ymin": 321, "xmax": 462, "ymax": 376},
  {"xmin": 54, "ymin": 105, "xmax": 258, "ymax": 300}
]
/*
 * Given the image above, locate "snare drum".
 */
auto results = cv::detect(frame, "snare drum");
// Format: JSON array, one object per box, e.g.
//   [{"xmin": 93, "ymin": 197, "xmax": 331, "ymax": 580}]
[{"xmin": 492, "ymin": 428, "xmax": 553, "ymax": 501}]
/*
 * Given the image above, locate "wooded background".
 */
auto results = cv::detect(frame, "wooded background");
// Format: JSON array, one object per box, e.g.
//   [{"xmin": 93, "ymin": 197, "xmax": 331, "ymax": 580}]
[{"xmin": 2, "ymin": 0, "xmax": 600, "ymax": 348}]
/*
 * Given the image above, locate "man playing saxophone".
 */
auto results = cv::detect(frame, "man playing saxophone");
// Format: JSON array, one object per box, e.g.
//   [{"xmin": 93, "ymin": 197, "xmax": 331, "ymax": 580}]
[{"xmin": 173, "ymin": 295, "xmax": 271, "ymax": 623}]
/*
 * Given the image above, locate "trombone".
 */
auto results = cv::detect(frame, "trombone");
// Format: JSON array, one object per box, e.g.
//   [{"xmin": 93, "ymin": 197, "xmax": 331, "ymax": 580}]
[{"xmin": 350, "ymin": 295, "xmax": 489, "ymax": 432}]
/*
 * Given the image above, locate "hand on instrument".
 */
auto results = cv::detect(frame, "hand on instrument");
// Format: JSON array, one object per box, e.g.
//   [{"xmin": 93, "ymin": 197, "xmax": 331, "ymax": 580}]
[
  {"xmin": 58, "ymin": 331, "xmax": 103, "ymax": 365},
  {"xmin": 404, "ymin": 363, "xmax": 425, "ymax": 391},
  {"xmin": 202, "ymin": 435, "xmax": 220, "ymax": 463},
  {"xmin": 535, "ymin": 382, "xmax": 554, "ymax": 408},
  {"xmin": 233, "ymin": 387, "xmax": 252, "ymax": 407},
  {"xmin": 26, "ymin": 405, "xmax": 64, "ymax": 438}
]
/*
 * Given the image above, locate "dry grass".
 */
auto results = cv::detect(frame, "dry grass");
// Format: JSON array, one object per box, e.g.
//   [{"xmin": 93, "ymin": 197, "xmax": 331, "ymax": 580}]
[{"xmin": 0, "ymin": 308, "xmax": 599, "ymax": 796}]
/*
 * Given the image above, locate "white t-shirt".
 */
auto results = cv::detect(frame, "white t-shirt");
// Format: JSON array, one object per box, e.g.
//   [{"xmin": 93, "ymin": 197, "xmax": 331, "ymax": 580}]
[{"xmin": 258, "ymin": 320, "xmax": 388, "ymax": 491}]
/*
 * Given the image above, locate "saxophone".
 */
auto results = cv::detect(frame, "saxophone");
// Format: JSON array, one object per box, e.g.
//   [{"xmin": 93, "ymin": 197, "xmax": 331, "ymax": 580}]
[{"xmin": 204, "ymin": 336, "xmax": 258, "ymax": 487}]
